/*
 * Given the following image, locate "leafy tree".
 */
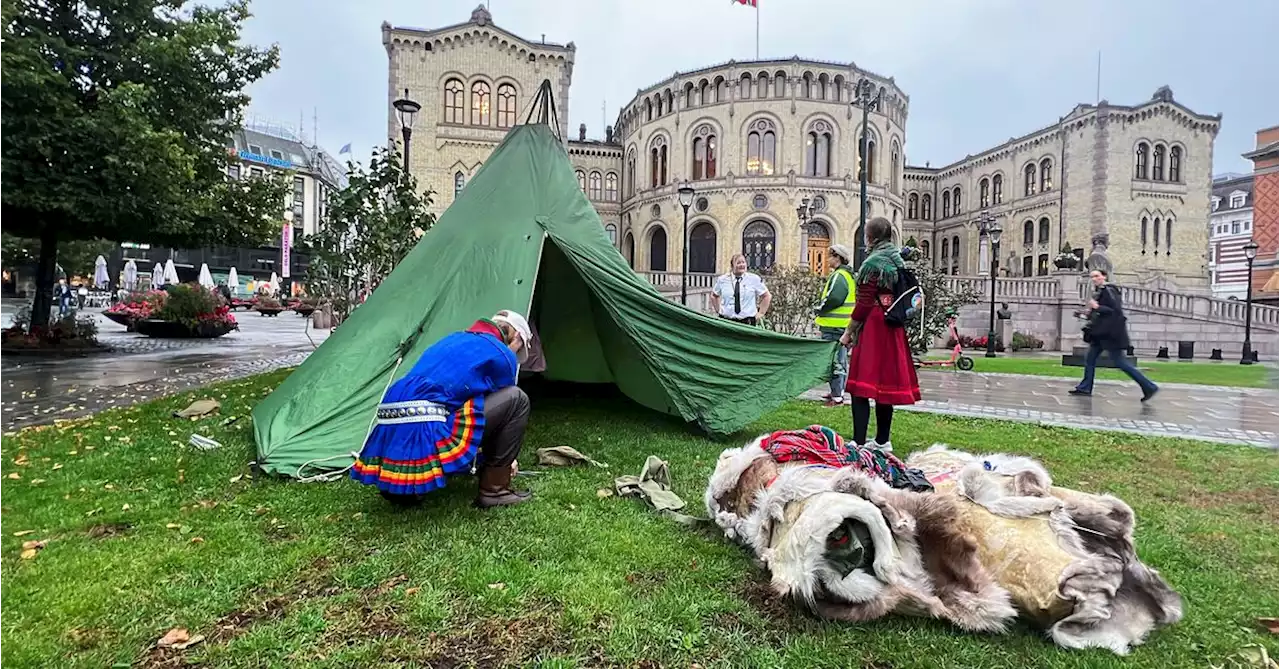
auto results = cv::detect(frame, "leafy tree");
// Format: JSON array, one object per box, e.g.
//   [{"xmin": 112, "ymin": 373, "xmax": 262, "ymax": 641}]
[
  {"xmin": 2, "ymin": 0, "xmax": 284, "ymax": 328},
  {"xmin": 307, "ymin": 147, "xmax": 436, "ymax": 323},
  {"xmin": 758, "ymin": 264, "xmax": 827, "ymax": 336},
  {"xmin": 1, "ymin": 233, "xmax": 114, "ymax": 281},
  {"xmin": 900, "ymin": 245, "xmax": 980, "ymax": 354}
]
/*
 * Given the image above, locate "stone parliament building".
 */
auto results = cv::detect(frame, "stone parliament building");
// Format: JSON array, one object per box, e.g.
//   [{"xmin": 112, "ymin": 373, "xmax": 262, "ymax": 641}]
[{"xmin": 384, "ymin": 6, "xmax": 1220, "ymax": 291}]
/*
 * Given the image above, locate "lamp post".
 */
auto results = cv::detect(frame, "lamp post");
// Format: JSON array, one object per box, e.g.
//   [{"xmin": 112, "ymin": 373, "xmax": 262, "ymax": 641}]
[
  {"xmin": 852, "ymin": 79, "xmax": 884, "ymax": 266},
  {"xmin": 977, "ymin": 211, "xmax": 1003, "ymax": 358},
  {"xmin": 677, "ymin": 181, "xmax": 695, "ymax": 305},
  {"xmin": 796, "ymin": 197, "xmax": 814, "ymax": 269},
  {"xmin": 392, "ymin": 89, "xmax": 421, "ymax": 174},
  {"xmin": 1241, "ymin": 239, "xmax": 1259, "ymax": 365}
]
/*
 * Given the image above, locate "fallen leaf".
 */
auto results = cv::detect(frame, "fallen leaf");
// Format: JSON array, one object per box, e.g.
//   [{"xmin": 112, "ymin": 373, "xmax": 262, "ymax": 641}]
[
  {"xmin": 228, "ymin": 474, "xmax": 243, "ymax": 483},
  {"xmin": 7, "ymin": 472, "xmax": 19, "ymax": 480},
  {"xmin": 104, "ymin": 484, "xmax": 114, "ymax": 490},
  {"xmin": 12, "ymin": 530, "xmax": 35, "ymax": 537},
  {"xmin": 487, "ymin": 582, "xmax": 506, "ymax": 590},
  {"xmin": 166, "ymin": 523, "xmax": 181, "ymax": 529},
  {"xmin": 121, "ymin": 504, "xmax": 131, "ymax": 511},
  {"xmin": 405, "ymin": 587, "xmax": 420, "ymax": 596},
  {"xmin": 157, "ymin": 628, "xmax": 190, "ymax": 648},
  {"xmin": 85, "ymin": 507, "xmax": 102, "ymax": 517},
  {"xmin": 19, "ymin": 548, "xmax": 38, "ymax": 560},
  {"xmin": 21, "ymin": 540, "xmax": 46, "ymax": 550},
  {"xmin": 189, "ymin": 537, "xmax": 204, "ymax": 544},
  {"xmin": 29, "ymin": 479, "xmax": 45, "ymax": 485},
  {"xmin": 596, "ymin": 489, "xmax": 613, "ymax": 498},
  {"xmin": 52, "ymin": 464, "xmax": 63, "ymax": 470}
]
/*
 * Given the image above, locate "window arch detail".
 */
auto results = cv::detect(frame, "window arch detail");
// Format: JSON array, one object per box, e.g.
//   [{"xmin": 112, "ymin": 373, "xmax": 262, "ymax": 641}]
[
  {"xmin": 745, "ymin": 118, "xmax": 777, "ymax": 176},
  {"xmin": 691, "ymin": 124, "xmax": 718, "ymax": 180},
  {"xmin": 443, "ymin": 78, "xmax": 464, "ymax": 124},
  {"xmin": 470, "ymin": 81, "xmax": 491, "ymax": 125},
  {"xmin": 804, "ymin": 119, "xmax": 834, "ymax": 177}
]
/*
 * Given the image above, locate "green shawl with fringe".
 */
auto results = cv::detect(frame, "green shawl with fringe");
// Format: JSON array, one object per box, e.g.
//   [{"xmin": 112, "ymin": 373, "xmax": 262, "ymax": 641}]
[{"xmin": 856, "ymin": 240, "xmax": 904, "ymax": 288}]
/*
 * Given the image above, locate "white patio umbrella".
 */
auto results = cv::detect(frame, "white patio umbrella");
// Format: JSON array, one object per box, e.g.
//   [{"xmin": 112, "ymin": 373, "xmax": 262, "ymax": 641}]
[
  {"xmin": 269, "ymin": 272, "xmax": 280, "ymax": 295},
  {"xmin": 197, "ymin": 263, "xmax": 214, "ymax": 288},
  {"xmin": 163, "ymin": 259, "xmax": 179, "ymax": 285},
  {"xmin": 152, "ymin": 262, "xmax": 165, "ymax": 287},
  {"xmin": 227, "ymin": 267, "xmax": 239, "ymax": 295},
  {"xmin": 93, "ymin": 256, "xmax": 110, "ymax": 289},
  {"xmin": 123, "ymin": 260, "xmax": 138, "ymax": 291}
]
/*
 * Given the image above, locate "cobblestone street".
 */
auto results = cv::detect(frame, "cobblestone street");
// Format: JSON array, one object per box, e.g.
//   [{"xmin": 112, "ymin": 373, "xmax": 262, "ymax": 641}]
[
  {"xmin": 2, "ymin": 309, "xmax": 327, "ymax": 432},
  {"xmin": 804, "ymin": 369, "xmax": 1280, "ymax": 448}
]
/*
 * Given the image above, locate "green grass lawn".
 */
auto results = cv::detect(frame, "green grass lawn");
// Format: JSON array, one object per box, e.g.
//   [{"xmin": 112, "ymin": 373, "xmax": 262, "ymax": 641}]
[
  {"xmin": 925, "ymin": 353, "xmax": 1276, "ymax": 388},
  {"xmin": 3, "ymin": 371, "xmax": 1277, "ymax": 668}
]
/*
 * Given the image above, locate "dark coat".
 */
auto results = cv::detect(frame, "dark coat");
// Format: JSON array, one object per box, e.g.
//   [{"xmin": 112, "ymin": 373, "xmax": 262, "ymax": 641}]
[{"xmin": 1088, "ymin": 283, "xmax": 1130, "ymax": 350}]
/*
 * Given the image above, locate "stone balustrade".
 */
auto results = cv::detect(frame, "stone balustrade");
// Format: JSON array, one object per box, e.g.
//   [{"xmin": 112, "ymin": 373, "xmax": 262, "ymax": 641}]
[
  {"xmin": 1074, "ymin": 281, "xmax": 1279, "ymax": 329},
  {"xmin": 640, "ymin": 271, "xmax": 716, "ymax": 290}
]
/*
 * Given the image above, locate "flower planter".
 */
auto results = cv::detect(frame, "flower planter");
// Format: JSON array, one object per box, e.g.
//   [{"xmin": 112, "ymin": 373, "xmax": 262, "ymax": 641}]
[
  {"xmin": 294, "ymin": 305, "xmax": 317, "ymax": 317},
  {"xmin": 255, "ymin": 307, "xmax": 285, "ymax": 317},
  {"xmin": 134, "ymin": 319, "xmax": 237, "ymax": 339},
  {"xmin": 103, "ymin": 311, "xmax": 136, "ymax": 331}
]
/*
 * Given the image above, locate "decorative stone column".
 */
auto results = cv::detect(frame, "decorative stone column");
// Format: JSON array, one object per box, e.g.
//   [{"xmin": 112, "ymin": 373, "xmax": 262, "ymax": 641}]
[{"xmin": 1053, "ymin": 269, "xmax": 1086, "ymax": 350}]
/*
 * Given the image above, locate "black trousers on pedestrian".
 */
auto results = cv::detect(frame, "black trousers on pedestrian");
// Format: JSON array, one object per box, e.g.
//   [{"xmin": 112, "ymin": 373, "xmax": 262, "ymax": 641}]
[
  {"xmin": 478, "ymin": 386, "xmax": 529, "ymax": 468},
  {"xmin": 851, "ymin": 398, "xmax": 894, "ymax": 446}
]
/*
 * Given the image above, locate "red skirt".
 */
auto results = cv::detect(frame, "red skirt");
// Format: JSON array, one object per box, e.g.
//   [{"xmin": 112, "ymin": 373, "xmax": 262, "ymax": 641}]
[{"xmin": 845, "ymin": 306, "xmax": 921, "ymax": 405}]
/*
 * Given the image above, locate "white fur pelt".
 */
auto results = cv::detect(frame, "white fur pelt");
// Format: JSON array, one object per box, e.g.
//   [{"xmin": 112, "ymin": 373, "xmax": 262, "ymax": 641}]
[
  {"xmin": 705, "ymin": 434, "xmax": 1018, "ymax": 634},
  {"xmin": 906, "ymin": 444, "xmax": 1184, "ymax": 655}
]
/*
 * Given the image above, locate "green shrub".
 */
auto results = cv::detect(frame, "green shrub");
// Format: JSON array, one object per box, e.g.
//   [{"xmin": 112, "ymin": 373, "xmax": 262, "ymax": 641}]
[{"xmin": 154, "ymin": 283, "xmax": 222, "ymax": 327}]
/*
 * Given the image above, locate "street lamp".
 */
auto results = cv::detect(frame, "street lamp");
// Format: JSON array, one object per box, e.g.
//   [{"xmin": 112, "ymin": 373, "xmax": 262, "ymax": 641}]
[
  {"xmin": 977, "ymin": 211, "xmax": 1003, "ymax": 358},
  {"xmin": 1241, "ymin": 239, "xmax": 1260, "ymax": 365},
  {"xmin": 677, "ymin": 181, "xmax": 695, "ymax": 305},
  {"xmin": 796, "ymin": 196, "xmax": 814, "ymax": 268},
  {"xmin": 851, "ymin": 78, "xmax": 884, "ymax": 266},
  {"xmin": 392, "ymin": 88, "xmax": 421, "ymax": 174}
]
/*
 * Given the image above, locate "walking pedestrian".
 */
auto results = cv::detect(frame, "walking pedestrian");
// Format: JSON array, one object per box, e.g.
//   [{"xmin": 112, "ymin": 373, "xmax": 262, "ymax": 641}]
[
  {"xmin": 1070, "ymin": 269, "xmax": 1159, "ymax": 401},
  {"xmin": 814, "ymin": 244, "xmax": 856, "ymax": 407}
]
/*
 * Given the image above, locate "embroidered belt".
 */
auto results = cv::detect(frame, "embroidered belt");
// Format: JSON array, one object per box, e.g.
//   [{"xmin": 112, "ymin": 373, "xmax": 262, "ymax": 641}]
[{"xmin": 375, "ymin": 400, "xmax": 449, "ymax": 425}]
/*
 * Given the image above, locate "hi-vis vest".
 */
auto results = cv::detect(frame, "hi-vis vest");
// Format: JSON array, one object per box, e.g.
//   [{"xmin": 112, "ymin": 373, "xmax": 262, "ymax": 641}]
[{"xmin": 814, "ymin": 268, "xmax": 857, "ymax": 329}]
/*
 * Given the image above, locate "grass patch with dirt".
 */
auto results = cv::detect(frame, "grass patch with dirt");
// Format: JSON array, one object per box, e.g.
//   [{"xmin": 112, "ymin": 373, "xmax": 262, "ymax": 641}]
[
  {"xmin": 926, "ymin": 353, "xmax": 1275, "ymax": 388},
  {"xmin": 2, "ymin": 370, "xmax": 1276, "ymax": 668}
]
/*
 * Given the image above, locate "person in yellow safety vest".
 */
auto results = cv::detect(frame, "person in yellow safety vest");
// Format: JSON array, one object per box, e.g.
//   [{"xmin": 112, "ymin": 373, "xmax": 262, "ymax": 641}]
[{"xmin": 814, "ymin": 244, "xmax": 857, "ymax": 407}]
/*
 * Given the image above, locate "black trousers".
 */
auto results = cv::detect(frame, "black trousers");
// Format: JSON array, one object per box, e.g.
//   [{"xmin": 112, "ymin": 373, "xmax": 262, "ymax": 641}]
[
  {"xmin": 851, "ymin": 398, "xmax": 894, "ymax": 446},
  {"xmin": 719, "ymin": 315, "xmax": 757, "ymax": 326},
  {"xmin": 478, "ymin": 386, "xmax": 529, "ymax": 469}
]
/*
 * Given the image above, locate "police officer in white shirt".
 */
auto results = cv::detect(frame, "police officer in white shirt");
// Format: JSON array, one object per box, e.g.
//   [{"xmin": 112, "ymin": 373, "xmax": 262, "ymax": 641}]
[{"xmin": 712, "ymin": 254, "xmax": 771, "ymax": 326}]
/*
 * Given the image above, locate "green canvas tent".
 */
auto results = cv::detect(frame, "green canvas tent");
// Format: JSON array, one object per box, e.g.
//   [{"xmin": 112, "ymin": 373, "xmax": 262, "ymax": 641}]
[{"xmin": 253, "ymin": 95, "xmax": 835, "ymax": 478}]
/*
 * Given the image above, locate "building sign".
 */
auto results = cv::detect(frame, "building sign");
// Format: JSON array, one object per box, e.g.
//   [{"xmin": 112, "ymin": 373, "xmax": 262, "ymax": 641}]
[
  {"xmin": 238, "ymin": 149, "xmax": 294, "ymax": 169},
  {"xmin": 281, "ymin": 223, "xmax": 292, "ymax": 278}
]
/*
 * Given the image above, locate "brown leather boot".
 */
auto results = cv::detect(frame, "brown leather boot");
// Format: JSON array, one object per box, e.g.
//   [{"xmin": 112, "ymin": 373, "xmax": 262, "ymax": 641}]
[{"xmin": 474, "ymin": 466, "xmax": 532, "ymax": 509}]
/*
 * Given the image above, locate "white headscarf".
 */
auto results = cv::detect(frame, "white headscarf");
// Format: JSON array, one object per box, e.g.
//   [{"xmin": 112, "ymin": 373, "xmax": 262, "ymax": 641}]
[{"xmin": 493, "ymin": 310, "xmax": 532, "ymax": 364}]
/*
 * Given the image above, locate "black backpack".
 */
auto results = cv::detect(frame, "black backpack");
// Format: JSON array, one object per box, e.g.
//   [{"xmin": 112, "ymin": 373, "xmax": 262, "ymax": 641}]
[{"xmin": 882, "ymin": 266, "xmax": 923, "ymax": 328}]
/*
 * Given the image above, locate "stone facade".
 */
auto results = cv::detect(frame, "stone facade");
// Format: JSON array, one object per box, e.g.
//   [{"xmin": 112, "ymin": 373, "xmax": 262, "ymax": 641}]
[
  {"xmin": 385, "ymin": 7, "xmax": 1219, "ymax": 290},
  {"xmin": 1207, "ymin": 173, "xmax": 1255, "ymax": 299},
  {"xmin": 1244, "ymin": 126, "xmax": 1279, "ymax": 303}
]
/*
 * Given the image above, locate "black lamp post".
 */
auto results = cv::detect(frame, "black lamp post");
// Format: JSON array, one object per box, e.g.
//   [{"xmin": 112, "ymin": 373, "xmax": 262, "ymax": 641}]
[
  {"xmin": 677, "ymin": 181, "xmax": 695, "ymax": 305},
  {"xmin": 1241, "ymin": 239, "xmax": 1260, "ymax": 365},
  {"xmin": 392, "ymin": 89, "xmax": 421, "ymax": 174},
  {"xmin": 796, "ymin": 197, "xmax": 814, "ymax": 269},
  {"xmin": 852, "ymin": 79, "xmax": 883, "ymax": 266},
  {"xmin": 977, "ymin": 211, "xmax": 1003, "ymax": 358}
]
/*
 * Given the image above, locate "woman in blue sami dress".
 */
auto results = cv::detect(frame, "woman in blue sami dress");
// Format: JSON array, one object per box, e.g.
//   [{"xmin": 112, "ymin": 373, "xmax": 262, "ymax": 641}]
[{"xmin": 351, "ymin": 311, "xmax": 535, "ymax": 509}]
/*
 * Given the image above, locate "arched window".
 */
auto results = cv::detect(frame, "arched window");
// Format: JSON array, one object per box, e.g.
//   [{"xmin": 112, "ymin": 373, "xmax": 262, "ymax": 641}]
[
  {"xmin": 605, "ymin": 172, "xmax": 619, "ymax": 201},
  {"xmin": 942, "ymin": 190, "xmax": 952, "ymax": 219},
  {"xmin": 1023, "ymin": 163, "xmax": 1036, "ymax": 196},
  {"xmin": 818, "ymin": 73, "xmax": 829, "ymax": 100},
  {"xmin": 801, "ymin": 73, "xmax": 812, "ymax": 99},
  {"xmin": 1153, "ymin": 216, "xmax": 1161, "ymax": 254},
  {"xmin": 496, "ymin": 84, "xmax": 517, "ymax": 128},
  {"xmin": 1140, "ymin": 216, "xmax": 1148, "ymax": 253},
  {"xmin": 952, "ymin": 186, "xmax": 962, "ymax": 215},
  {"xmin": 746, "ymin": 119, "xmax": 777, "ymax": 176},
  {"xmin": 1039, "ymin": 158, "xmax": 1053, "ymax": 191},
  {"xmin": 689, "ymin": 222, "xmax": 717, "ymax": 273},
  {"xmin": 1022, "ymin": 256, "xmax": 1033, "ymax": 277},
  {"xmin": 684, "ymin": 83, "xmax": 694, "ymax": 109},
  {"xmin": 992, "ymin": 174, "xmax": 1004, "ymax": 204},
  {"xmin": 588, "ymin": 171, "xmax": 602, "ymax": 200},
  {"xmin": 715, "ymin": 76, "xmax": 728, "ymax": 102},
  {"xmin": 1152, "ymin": 144, "xmax": 1166, "ymax": 181},
  {"xmin": 1037, "ymin": 254, "xmax": 1049, "ymax": 276},
  {"xmin": 576, "ymin": 169, "xmax": 586, "ymax": 193},
  {"xmin": 644, "ymin": 98, "xmax": 653, "ymax": 122},
  {"xmin": 757, "ymin": 72, "xmax": 769, "ymax": 99},
  {"xmin": 739, "ymin": 73, "xmax": 752, "ymax": 99},
  {"xmin": 648, "ymin": 227, "xmax": 668, "ymax": 271},
  {"xmin": 1166, "ymin": 218, "xmax": 1173, "ymax": 254},
  {"xmin": 804, "ymin": 121, "xmax": 833, "ymax": 177},
  {"xmin": 454, "ymin": 171, "xmax": 465, "ymax": 196},
  {"xmin": 691, "ymin": 125, "xmax": 718, "ymax": 180},
  {"xmin": 1135, "ymin": 142, "xmax": 1149, "ymax": 179},
  {"xmin": 979, "ymin": 178, "xmax": 990, "ymax": 208},
  {"xmin": 470, "ymin": 81, "xmax": 491, "ymax": 125},
  {"xmin": 920, "ymin": 240, "xmax": 930, "ymax": 258},
  {"xmin": 921, "ymin": 194, "xmax": 933, "ymax": 221},
  {"xmin": 890, "ymin": 141, "xmax": 901, "ymax": 193},
  {"xmin": 605, "ymin": 224, "xmax": 618, "ymax": 246},
  {"xmin": 624, "ymin": 231, "xmax": 636, "ymax": 267},
  {"xmin": 698, "ymin": 80, "xmax": 709, "ymax": 105},
  {"xmin": 908, "ymin": 193, "xmax": 919, "ymax": 219},
  {"xmin": 858, "ymin": 134, "xmax": 877, "ymax": 182},
  {"xmin": 952, "ymin": 235, "xmax": 961, "ymax": 264},
  {"xmin": 1023, "ymin": 220, "xmax": 1034, "ymax": 245},
  {"xmin": 833, "ymin": 75, "xmax": 845, "ymax": 102},
  {"xmin": 773, "ymin": 71, "xmax": 786, "ymax": 97},
  {"xmin": 626, "ymin": 149, "xmax": 637, "ymax": 198},
  {"xmin": 1169, "ymin": 146, "xmax": 1182, "ymax": 182},
  {"xmin": 444, "ymin": 79, "xmax": 464, "ymax": 124},
  {"xmin": 742, "ymin": 220, "xmax": 776, "ymax": 270},
  {"xmin": 1038, "ymin": 217, "xmax": 1050, "ymax": 244},
  {"xmin": 649, "ymin": 136, "xmax": 668, "ymax": 188},
  {"xmin": 942, "ymin": 238, "xmax": 950, "ymax": 258},
  {"xmin": 664, "ymin": 90, "xmax": 674, "ymax": 115}
]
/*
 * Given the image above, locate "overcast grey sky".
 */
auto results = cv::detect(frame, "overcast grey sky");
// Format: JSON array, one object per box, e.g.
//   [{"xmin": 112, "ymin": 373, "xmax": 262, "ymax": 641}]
[{"xmin": 239, "ymin": 0, "xmax": 1278, "ymax": 175}]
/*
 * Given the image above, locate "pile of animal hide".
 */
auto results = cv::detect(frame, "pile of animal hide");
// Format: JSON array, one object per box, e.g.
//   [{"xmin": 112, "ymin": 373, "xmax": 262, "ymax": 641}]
[{"xmin": 705, "ymin": 437, "xmax": 1183, "ymax": 654}]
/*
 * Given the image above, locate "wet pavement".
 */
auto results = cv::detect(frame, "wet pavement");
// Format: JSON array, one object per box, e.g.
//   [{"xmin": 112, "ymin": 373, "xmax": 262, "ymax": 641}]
[
  {"xmin": 2, "ymin": 308, "xmax": 328, "ymax": 432},
  {"xmin": 804, "ymin": 370, "xmax": 1280, "ymax": 448}
]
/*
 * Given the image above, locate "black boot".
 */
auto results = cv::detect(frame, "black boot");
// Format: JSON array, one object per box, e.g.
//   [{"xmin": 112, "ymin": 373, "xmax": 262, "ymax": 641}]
[{"xmin": 474, "ymin": 466, "xmax": 532, "ymax": 509}]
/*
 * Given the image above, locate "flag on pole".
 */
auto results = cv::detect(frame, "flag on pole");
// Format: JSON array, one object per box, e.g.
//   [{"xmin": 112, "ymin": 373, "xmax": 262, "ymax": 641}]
[
  {"xmin": 733, "ymin": 0, "xmax": 758, "ymax": 6},
  {"xmin": 733, "ymin": 0, "xmax": 759, "ymax": 58},
  {"xmin": 339, "ymin": 143, "xmax": 352, "ymax": 155}
]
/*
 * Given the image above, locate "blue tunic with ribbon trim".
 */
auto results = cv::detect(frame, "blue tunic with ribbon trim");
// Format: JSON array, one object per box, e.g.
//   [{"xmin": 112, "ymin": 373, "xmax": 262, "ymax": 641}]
[{"xmin": 351, "ymin": 320, "xmax": 518, "ymax": 494}]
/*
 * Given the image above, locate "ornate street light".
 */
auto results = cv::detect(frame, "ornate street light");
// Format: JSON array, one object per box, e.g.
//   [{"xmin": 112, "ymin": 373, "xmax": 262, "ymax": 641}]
[
  {"xmin": 677, "ymin": 181, "xmax": 695, "ymax": 305},
  {"xmin": 851, "ymin": 79, "xmax": 884, "ymax": 266},
  {"xmin": 392, "ymin": 88, "xmax": 421, "ymax": 173},
  {"xmin": 1241, "ymin": 239, "xmax": 1260, "ymax": 365},
  {"xmin": 796, "ymin": 196, "xmax": 814, "ymax": 268},
  {"xmin": 977, "ymin": 211, "xmax": 1003, "ymax": 358}
]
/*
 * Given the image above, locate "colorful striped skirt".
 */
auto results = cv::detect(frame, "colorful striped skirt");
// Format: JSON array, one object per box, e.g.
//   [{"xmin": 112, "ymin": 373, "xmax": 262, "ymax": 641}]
[{"xmin": 350, "ymin": 396, "xmax": 486, "ymax": 495}]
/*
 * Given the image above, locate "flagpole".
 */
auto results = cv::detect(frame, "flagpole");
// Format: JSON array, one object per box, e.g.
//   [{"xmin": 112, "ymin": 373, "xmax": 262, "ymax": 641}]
[{"xmin": 755, "ymin": 4, "xmax": 760, "ymax": 60}]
